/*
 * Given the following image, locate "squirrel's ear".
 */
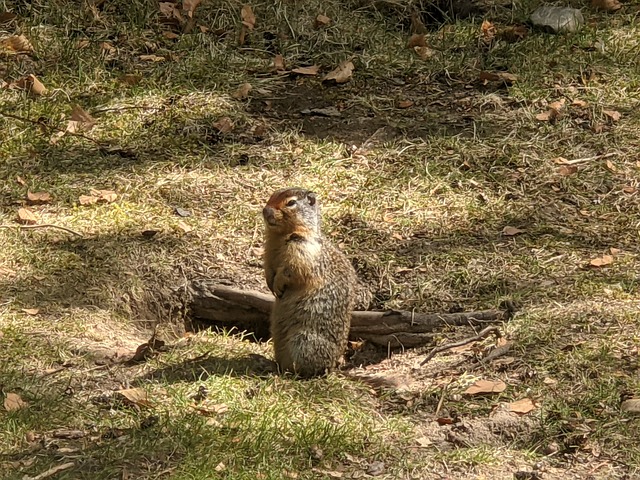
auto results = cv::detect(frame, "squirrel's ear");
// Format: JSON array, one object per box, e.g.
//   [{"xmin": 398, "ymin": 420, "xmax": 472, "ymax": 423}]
[{"xmin": 307, "ymin": 191, "xmax": 317, "ymax": 206}]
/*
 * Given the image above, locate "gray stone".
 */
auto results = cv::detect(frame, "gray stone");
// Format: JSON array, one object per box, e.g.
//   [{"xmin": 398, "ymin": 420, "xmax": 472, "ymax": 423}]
[{"xmin": 530, "ymin": 5, "xmax": 584, "ymax": 34}]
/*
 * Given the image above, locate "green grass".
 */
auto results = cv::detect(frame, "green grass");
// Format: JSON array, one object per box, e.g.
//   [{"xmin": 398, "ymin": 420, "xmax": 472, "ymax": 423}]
[{"xmin": 1, "ymin": 0, "xmax": 640, "ymax": 478}]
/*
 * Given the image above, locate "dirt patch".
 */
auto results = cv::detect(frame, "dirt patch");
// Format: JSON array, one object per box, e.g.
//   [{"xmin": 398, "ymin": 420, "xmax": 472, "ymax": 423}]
[{"xmin": 248, "ymin": 79, "xmax": 506, "ymax": 144}]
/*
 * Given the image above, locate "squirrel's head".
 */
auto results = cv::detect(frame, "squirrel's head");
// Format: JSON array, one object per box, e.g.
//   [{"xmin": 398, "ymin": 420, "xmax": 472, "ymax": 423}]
[{"xmin": 263, "ymin": 188, "xmax": 321, "ymax": 236}]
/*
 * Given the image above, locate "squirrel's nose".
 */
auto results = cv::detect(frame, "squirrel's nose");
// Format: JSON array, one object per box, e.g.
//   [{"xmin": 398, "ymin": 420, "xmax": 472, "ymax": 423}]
[{"xmin": 263, "ymin": 206, "xmax": 276, "ymax": 223}]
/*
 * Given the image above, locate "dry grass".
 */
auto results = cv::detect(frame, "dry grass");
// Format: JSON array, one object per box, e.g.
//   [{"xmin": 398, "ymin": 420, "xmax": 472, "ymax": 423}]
[{"xmin": 1, "ymin": 0, "xmax": 640, "ymax": 478}]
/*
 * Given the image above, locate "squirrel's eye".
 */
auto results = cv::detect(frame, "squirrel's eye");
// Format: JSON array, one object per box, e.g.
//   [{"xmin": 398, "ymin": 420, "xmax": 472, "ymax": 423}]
[{"xmin": 286, "ymin": 199, "xmax": 297, "ymax": 207}]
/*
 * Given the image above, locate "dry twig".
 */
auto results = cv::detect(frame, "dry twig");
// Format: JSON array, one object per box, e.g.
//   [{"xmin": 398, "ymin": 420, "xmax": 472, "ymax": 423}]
[
  {"xmin": 0, "ymin": 224, "xmax": 83, "ymax": 237},
  {"xmin": 420, "ymin": 326, "xmax": 502, "ymax": 365}
]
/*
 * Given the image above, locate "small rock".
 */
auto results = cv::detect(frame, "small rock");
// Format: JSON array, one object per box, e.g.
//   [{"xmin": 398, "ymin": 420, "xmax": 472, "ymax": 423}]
[
  {"xmin": 530, "ymin": 6, "xmax": 584, "ymax": 34},
  {"xmin": 366, "ymin": 461, "xmax": 385, "ymax": 476}
]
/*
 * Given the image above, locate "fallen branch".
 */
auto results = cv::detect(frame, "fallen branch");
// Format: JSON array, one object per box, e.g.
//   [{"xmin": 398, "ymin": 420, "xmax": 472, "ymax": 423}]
[
  {"xmin": 420, "ymin": 326, "xmax": 502, "ymax": 365},
  {"xmin": 189, "ymin": 280, "xmax": 511, "ymax": 348},
  {"xmin": 0, "ymin": 224, "xmax": 83, "ymax": 237}
]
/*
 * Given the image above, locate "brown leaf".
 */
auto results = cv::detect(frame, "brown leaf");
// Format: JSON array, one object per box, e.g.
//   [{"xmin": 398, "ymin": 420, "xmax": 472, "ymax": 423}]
[
  {"xmin": 273, "ymin": 54, "xmax": 286, "ymax": 71},
  {"xmin": 241, "ymin": 5, "xmax": 256, "ymax": 30},
  {"xmin": 193, "ymin": 401, "xmax": 229, "ymax": 416},
  {"xmin": 121, "ymin": 74, "xmax": 142, "ymax": 86},
  {"xmin": 26, "ymin": 191, "xmax": 52, "ymax": 205},
  {"xmin": 479, "ymin": 71, "xmax": 517, "ymax": 84},
  {"xmin": 100, "ymin": 41, "xmax": 115, "ymax": 53},
  {"xmin": 605, "ymin": 159, "xmax": 617, "ymax": 172},
  {"xmin": 572, "ymin": 99, "xmax": 588, "ymax": 107},
  {"xmin": 176, "ymin": 221, "xmax": 193, "ymax": 234},
  {"xmin": 90, "ymin": 189, "xmax": 117, "ymax": 203},
  {"xmin": 413, "ymin": 46, "xmax": 435, "ymax": 59},
  {"xmin": 464, "ymin": 379, "xmax": 507, "ymax": 395},
  {"xmin": 498, "ymin": 25, "xmax": 528, "ymax": 42},
  {"xmin": 508, "ymin": 398, "xmax": 536, "ymax": 414},
  {"xmin": 79, "ymin": 195, "xmax": 99, "ymax": 205},
  {"xmin": 1, "ymin": 34, "xmax": 34, "ymax": 54},
  {"xmin": 591, "ymin": 0, "xmax": 622, "ymax": 11},
  {"xmin": 140, "ymin": 54, "xmax": 166, "ymax": 62},
  {"xmin": 323, "ymin": 60, "xmax": 354, "ymax": 84},
  {"xmin": 589, "ymin": 254, "xmax": 613, "ymax": 267},
  {"xmin": 603, "ymin": 109, "xmax": 621, "ymax": 122},
  {"xmin": 480, "ymin": 20, "xmax": 496, "ymax": 45},
  {"xmin": 183, "ymin": 0, "xmax": 201, "ymax": 17},
  {"xmin": 622, "ymin": 185, "xmax": 637, "ymax": 194},
  {"xmin": 397, "ymin": 100, "xmax": 414, "ymax": 109},
  {"xmin": 231, "ymin": 82, "xmax": 252, "ymax": 99},
  {"xmin": 0, "ymin": 12, "xmax": 18, "ymax": 24},
  {"xmin": 502, "ymin": 226, "xmax": 525, "ymax": 236},
  {"xmin": 315, "ymin": 14, "xmax": 331, "ymax": 28},
  {"xmin": 407, "ymin": 34, "xmax": 427, "ymax": 48},
  {"xmin": 163, "ymin": 31, "xmax": 180, "ymax": 40},
  {"xmin": 291, "ymin": 65, "xmax": 320, "ymax": 76},
  {"xmin": 17, "ymin": 207, "xmax": 37, "ymax": 225},
  {"xmin": 213, "ymin": 117, "xmax": 234, "ymax": 133},
  {"xmin": 116, "ymin": 388, "xmax": 153, "ymax": 407},
  {"xmin": 21, "ymin": 308, "xmax": 40, "ymax": 315},
  {"xmin": 621, "ymin": 398, "xmax": 640, "ymax": 413},
  {"xmin": 4, "ymin": 392, "xmax": 27, "ymax": 411},
  {"xmin": 70, "ymin": 105, "xmax": 96, "ymax": 129},
  {"xmin": 16, "ymin": 176, "xmax": 27, "ymax": 186},
  {"xmin": 159, "ymin": 2, "xmax": 178, "ymax": 17},
  {"xmin": 15, "ymin": 74, "xmax": 47, "ymax": 96},
  {"xmin": 610, "ymin": 247, "xmax": 621, "ymax": 255},
  {"xmin": 557, "ymin": 165, "xmax": 578, "ymax": 176}
]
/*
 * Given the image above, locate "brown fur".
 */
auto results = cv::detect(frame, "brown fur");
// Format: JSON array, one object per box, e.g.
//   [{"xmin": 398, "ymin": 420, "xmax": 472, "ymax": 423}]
[{"xmin": 262, "ymin": 188, "xmax": 361, "ymax": 377}]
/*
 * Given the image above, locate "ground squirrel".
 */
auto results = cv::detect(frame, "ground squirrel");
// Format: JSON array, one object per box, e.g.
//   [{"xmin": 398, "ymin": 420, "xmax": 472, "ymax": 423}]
[{"xmin": 262, "ymin": 187, "xmax": 365, "ymax": 377}]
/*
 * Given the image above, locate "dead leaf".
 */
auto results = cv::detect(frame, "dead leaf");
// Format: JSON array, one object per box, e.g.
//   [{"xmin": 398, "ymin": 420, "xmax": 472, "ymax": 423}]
[
  {"xmin": 605, "ymin": 159, "xmax": 617, "ymax": 172},
  {"xmin": 407, "ymin": 34, "xmax": 426, "ymax": 48},
  {"xmin": 480, "ymin": 19, "xmax": 496, "ymax": 45},
  {"xmin": 502, "ymin": 226, "xmax": 525, "ymax": 236},
  {"xmin": 415, "ymin": 436, "xmax": 432, "ymax": 447},
  {"xmin": 589, "ymin": 254, "xmax": 613, "ymax": 267},
  {"xmin": 159, "ymin": 2, "xmax": 178, "ymax": 17},
  {"xmin": 100, "ymin": 41, "xmax": 115, "ymax": 53},
  {"xmin": 413, "ymin": 46, "xmax": 435, "ymax": 59},
  {"xmin": 610, "ymin": 247, "xmax": 621, "ymax": 255},
  {"xmin": 121, "ymin": 74, "xmax": 142, "ymax": 85},
  {"xmin": 603, "ymin": 109, "xmax": 621, "ymax": 122},
  {"xmin": 4, "ymin": 392, "xmax": 27, "ymax": 411},
  {"xmin": 116, "ymin": 388, "xmax": 152, "ymax": 407},
  {"xmin": 591, "ymin": 0, "xmax": 622, "ymax": 11},
  {"xmin": 215, "ymin": 462, "xmax": 226, "ymax": 472},
  {"xmin": 323, "ymin": 60, "xmax": 354, "ymax": 84},
  {"xmin": 231, "ymin": 82, "xmax": 252, "ymax": 99},
  {"xmin": 15, "ymin": 74, "xmax": 47, "ymax": 96},
  {"xmin": 499, "ymin": 25, "xmax": 528, "ymax": 42},
  {"xmin": 183, "ymin": 0, "xmax": 201, "ymax": 17},
  {"xmin": 312, "ymin": 468, "xmax": 343, "ymax": 479},
  {"xmin": 315, "ymin": 14, "xmax": 331, "ymax": 28},
  {"xmin": 397, "ymin": 100, "xmax": 414, "ymax": 109},
  {"xmin": 199, "ymin": 25, "xmax": 209, "ymax": 33},
  {"xmin": 70, "ymin": 105, "xmax": 96, "ymax": 129},
  {"xmin": 176, "ymin": 221, "xmax": 193, "ymax": 233},
  {"xmin": 17, "ymin": 208, "xmax": 37, "ymax": 225},
  {"xmin": 140, "ymin": 54, "xmax": 166, "ymax": 62},
  {"xmin": 26, "ymin": 191, "xmax": 52, "ymax": 205},
  {"xmin": 1, "ymin": 34, "xmax": 33, "ymax": 54},
  {"xmin": 464, "ymin": 379, "xmax": 507, "ymax": 395},
  {"xmin": 77, "ymin": 38, "xmax": 90, "ymax": 49},
  {"xmin": 572, "ymin": 99, "xmax": 588, "ymax": 107},
  {"xmin": 479, "ymin": 71, "xmax": 517, "ymax": 84},
  {"xmin": 0, "ymin": 12, "xmax": 17, "ymax": 24},
  {"xmin": 90, "ymin": 189, "xmax": 117, "ymax": 203},
  {"xmin": 163, "ymin": 31, "xmax": 180, "ymax": 40},
  {"xmin": 79, "ymin": 195, "xmax": 99, "ymax": 205},
  {"xmin": 213, "ymin": 117, "xmax": 234, "ymax": 133},
  {"xmin": 16, "ymin": 176, "xmax": 27, "ymax": 186},
  {"xmin": 557, "ymin": 165, "xmax": 578, "ymax": 176},
  {"xmin": 274, "ymin": 54, "xmax": 286, "ymax": 71},
  {"xmin": 21, "ymin": 308, "xmax": 40, "ymax": 315},
  {"xmin": 621, "ymin": 398, "xmax": 640, "ymax": 413},
  {"xmin": 508, "ymin": 398, "xmax": 536, "ymax": 414},
  {"xmin": 536, "ymin": 99, "xmax": 565, "ymax": 121},
  {"xmin": 193, "ymin": 402, "xmax": 228, "ymax": 416},
  {"xmin": 241, "ymin": 5, "xmax": 256, "ymax": 30},
  {"xmin": 622, "ymin": 185, "xmax": 637, "ymax": 194},
  {"xmin": 291, "ymin": 65, "xmax": 320, "ymax": 76}
]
